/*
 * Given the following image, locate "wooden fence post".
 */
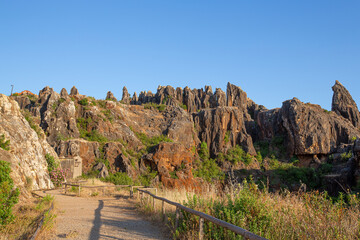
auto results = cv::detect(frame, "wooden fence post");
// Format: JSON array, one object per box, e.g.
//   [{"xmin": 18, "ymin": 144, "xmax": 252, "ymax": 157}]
[
  {"xmin": 78, "ymin": 184, "xmax": 81, "ymax": 197},
  {"xmin": 130, "ymin": 186, "xmax": 133, "ymax": 198},
  {"xmin": 175, "ymin": 207, "xmax": 180, "ymax": 229},
  {"xmin": 162, "ymin": 200, "xmax": 166, "ymax": 223},
  {"xmin": 199, "ymin": 217, "xmax": 204, "ymax": 240},
  {"xmin": 153, "ymin": 189, "xmax": 157, "ymax": 210},
  {"xmin": 64, "ymin": 183, "xmax": 67, "ymax": 195}
]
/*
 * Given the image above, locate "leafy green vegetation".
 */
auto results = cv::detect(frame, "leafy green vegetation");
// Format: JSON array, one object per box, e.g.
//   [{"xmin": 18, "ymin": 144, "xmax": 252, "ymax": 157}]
[
  {"xmin": 77, "ymin": 117, "xmax": 108, "ymax": 142},
  {"xmin": 341, "ymin": 151, "xmax": 352, "ymax": 161},
  {"xmin": 135, "ymin": 131, "xmax": 172, "ymax": 152},
  {"xmin": 218, "ymin": 145, "xmax": 253, "ymax": 166},
  {"xmin": 0, "ymin": 160, "xmax": 20, "ymax": 226},
  {"xmin": 224, "ymin": 131, "xmax": 231, "ymax": 144},
  {"xmin": 45, "ymin": 154, "xmax": 58, "ymax": 173},
  {"xmin": 180, "ymin": 103, "xmax": 187, "ymax": 110},
  {"xmin": 193, "ymin": 158, "xmax": 224, "ymax": 182},
  {"xmin": 104, "ymin": 172, "xmax": 133, "ymax": 185},
  {"xmin": 0, "ymin": 135, "xmax": 10, "ymax": 151},
  {"xmin": 138, "ymin": 167, "xmax": 158, "ymax": 187},
  {"xmin": 143, "ymin": 102, "xmax": 166, "ymax": 112},
  {"xmin": 198, "ymin": 142, "xmax": 209, "ymax": 160},
  {"xmin": 78, "ymin": 98, "xmax": 89, "ymax": 106}
]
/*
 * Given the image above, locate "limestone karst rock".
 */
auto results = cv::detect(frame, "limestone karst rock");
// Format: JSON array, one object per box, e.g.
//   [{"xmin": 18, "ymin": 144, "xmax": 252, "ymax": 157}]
[
  {"xmin": 70, "ymin": 86, "xmax": 79, "ymax": 95},
  {"xmin": 332, "ymin": 80, "xmax": 360, "ymax": 128},
  {"xmin": 60, "ymin": 88, "xmax": 69, "ymax": 98},
  {"xmin": 280, "ymin": 98, "xmax": 360, "ymax": 157},
  {"xmin": 193, "ymin": 106, "xmax": 256, "ymax": 157},
  {"xmin": 122, "ymin": 87, "xmax": 131, "ymax": 104},
  {"xmin": 106, "ymin": 91, "xmax": 117, "ymax": 101},
  {"xmin": 0, "ymin": 94, "xmax": 54, "ymax": 190}
]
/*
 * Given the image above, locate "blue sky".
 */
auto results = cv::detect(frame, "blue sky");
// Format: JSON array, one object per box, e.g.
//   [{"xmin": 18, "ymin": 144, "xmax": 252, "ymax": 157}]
[{"xmin": 0, "ymin": 1, "xmax": 359, "ymax": 110}]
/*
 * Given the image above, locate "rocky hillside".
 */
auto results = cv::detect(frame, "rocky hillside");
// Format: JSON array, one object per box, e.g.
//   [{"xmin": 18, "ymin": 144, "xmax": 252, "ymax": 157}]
[
  {"xmin": 0, "ymin": 94, "xmax": 54, "ymax": 194},
  {"xmin": 5, "ymin": 80, "xmax": 360, "ymax": 192}
]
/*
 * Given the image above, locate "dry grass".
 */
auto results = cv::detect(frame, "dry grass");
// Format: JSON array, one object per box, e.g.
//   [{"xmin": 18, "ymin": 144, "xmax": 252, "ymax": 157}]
[
  {"xmin": 0, "ymin": 195, "xmax": 55, "ymax": 240},
  {"xmin": 136, "ymin": 182, "xmax": 360, "ymax": 240}
]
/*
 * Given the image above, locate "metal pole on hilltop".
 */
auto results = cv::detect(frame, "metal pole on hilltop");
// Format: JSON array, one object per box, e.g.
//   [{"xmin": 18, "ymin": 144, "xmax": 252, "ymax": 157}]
[{"xmin": 10, "ymin": 85, "xmax": 14, "ymax": 96}]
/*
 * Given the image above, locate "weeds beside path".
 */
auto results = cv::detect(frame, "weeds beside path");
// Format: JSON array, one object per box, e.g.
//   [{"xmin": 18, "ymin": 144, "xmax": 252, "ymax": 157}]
[{"xmin": 38, "ymin": 189, "xmax": 168, "ymax": 240}]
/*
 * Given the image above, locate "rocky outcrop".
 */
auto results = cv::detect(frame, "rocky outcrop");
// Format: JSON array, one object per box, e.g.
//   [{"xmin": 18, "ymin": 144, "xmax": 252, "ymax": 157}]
[
  {"xmin": 0, "ymin": 94, "xmax": 54, "ymax": 190},
  {"xmin": 280, "ymin": 98, "xmax": 360, "ymax": 157},
  {"xmin": 122, "ymin": 87, "xmax": 131, "ymax": 104},
  {"xmin": 106, "ymin": 91, "xmax": 117, "ymax": 101},
  {"xmin": 70, "ymin": 86, "xmax": 79, "ymax": 96},
  {"xmin": 103, "ymin": 142, "xmax": 137, "ymax": 177},
  {"xmin": 332, "ymin": 80, "xmax": 360, "ymax": 128},
  {"xmin": 60, "ymin": 88, "xmax": 69, "ymax": 98},
  {"xmin": 141, "ymin": 142, "xmax": 198, "ymax": 190},
  {"xmin": 56, "ymin": 139, "xmax": 100, "ymax": 172},
  {"xmin": 193, "ymin": 106, "xmax": 256, "ymax": 157}
]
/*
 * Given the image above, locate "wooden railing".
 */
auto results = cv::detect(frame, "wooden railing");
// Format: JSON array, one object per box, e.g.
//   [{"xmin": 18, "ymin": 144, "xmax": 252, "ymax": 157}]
[
  {"xmin": 137, "ymin": 189, "xmax": 267, "ymax": 240},
  {"xmin": 60, "ymin": 182, "xmax": 267, "ymax": 240}
]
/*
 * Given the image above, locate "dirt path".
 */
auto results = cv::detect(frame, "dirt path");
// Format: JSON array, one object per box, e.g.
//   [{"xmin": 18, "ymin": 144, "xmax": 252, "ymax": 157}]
[{"xmin": 40, "ymin": 189, "xmax": 168, "ymax": 240}]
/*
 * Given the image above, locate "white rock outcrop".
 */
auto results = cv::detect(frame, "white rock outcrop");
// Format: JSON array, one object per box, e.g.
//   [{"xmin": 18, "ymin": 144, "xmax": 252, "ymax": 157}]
[{"xmin": 0, "ymin": 94, "xmax": 55, "ymax": 190}]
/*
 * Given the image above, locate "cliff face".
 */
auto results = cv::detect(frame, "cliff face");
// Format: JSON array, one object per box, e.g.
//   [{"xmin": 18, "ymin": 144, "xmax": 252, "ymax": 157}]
[
  {"xmin": 8, "ymin": 80, "xmax": 360, "ymax": 191},
  {"xmin": 0, "ymin": 94, "xmax": 54, "ymax": 191}
]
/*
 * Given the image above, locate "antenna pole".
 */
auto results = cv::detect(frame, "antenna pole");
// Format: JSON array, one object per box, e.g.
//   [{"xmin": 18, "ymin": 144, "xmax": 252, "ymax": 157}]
[{"xmin": 10, "ymin": 85, "xmax": 14, "ymax": 96}]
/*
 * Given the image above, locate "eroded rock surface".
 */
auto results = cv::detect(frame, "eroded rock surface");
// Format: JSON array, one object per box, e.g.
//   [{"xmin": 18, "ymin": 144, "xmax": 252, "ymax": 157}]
[
  {"xmin": 332, "ymin": 80, "xmax": 360, "ymax": 128},
  {"xmin": 0, "ymin": 94, "xmax": 54, "ymax": 190}
]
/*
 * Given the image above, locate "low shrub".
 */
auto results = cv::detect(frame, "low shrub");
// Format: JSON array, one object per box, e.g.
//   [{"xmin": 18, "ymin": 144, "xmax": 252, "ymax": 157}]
[
  {"xmin": 0, "ymin": 134, "xmax": 10, "ymax": 151},
  {"xmin": 104, "ymin": 172, "xmax": 133, "ymax": 185},
  {"xmin": 0, "ymin": 160, "xmax": 20, "ymax": 226}
]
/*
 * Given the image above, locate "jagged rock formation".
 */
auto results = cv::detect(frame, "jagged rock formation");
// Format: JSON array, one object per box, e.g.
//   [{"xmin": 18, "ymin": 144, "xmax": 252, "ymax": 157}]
[
  {"xmin": 8, "ymin": 80, "xmax": 360, "ymax": 191},
  {"xmin": 0, "ymin": 94, "xmax": 54, "ymax": 190},
  {"xmin": 70, "ymin": 86, "xmax": 79, "ymax": 95},
  {"xmin": 60, "ymin": 88, "xmax": 69, "ymax": 98},
  {"xmin": 122, "ymin": 87, "xmax": 131, "ymax": 104},
  {"xmin": 280, "ymin": 98, "xmax": 359, "ymax": 157},
  {"xmin": 193, "ymin": 107, "xmax": 256, "ymax": 157},
  {"xmin": 106, "ymin": 91, "xmax": 117, "ymax": 101},
  {"xmin": 141, "ymin": 142, "xmax": 199, "ymax": 190},
  {"xmin": 332, "ymin": 80, "xmax": 360, "ymax": 128}
]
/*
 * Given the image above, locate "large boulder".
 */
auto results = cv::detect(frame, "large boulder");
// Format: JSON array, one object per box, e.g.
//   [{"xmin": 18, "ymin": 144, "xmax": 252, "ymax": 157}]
[
  {"xmin": 280, "ymin": 98, "xmax": 360, "ymax": 156},
  {"xmin": 141, "ymin": 142, "xmax": 199, "ymax": 190},
  {"xmin": 332, "ymin": 80, "xmax": 360, "ymax": 128}
]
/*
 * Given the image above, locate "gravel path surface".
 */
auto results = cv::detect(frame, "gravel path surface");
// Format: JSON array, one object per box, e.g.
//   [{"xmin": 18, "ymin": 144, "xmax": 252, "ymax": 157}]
[{"xmin": 41, "ymin": 190, "xmax": 168, "ymax": 240}]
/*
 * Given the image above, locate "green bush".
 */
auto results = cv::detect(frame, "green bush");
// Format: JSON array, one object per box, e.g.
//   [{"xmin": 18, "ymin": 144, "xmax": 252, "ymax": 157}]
[
  {"xmin": 78, "ymin": 98, "xmax": 89, "ymax": 106},
  {"xmin": 0, "ymin": 135, "xmax": 10, "ymax": 151},
  {"xmin": 143, "ymin": 103, "xmax": 167, "ymax": 112},
  {"xmin": 220, "ymin": 145, "xmax": 253, "ymax": 166},
  {"xmin": 0, "ymin": 160, "xmax": 20, "ymax": 226},
  {"xmin": 193, "ymin": 158, "xmax": 224, "ymax": 182},
  {"xmin": 104, "ymin": 172, "xmax": 133, "ymax": 185},
  {"xmin": 198, "ymin": 142, "xmax": 209, "ymax": 160},
  {"xmin": 45, "ymin": 154, "xmax": 57, "ymax": 173},
  {"xmin": 138, "ymin": 168, "xmax": 158, "ymax": 187}
]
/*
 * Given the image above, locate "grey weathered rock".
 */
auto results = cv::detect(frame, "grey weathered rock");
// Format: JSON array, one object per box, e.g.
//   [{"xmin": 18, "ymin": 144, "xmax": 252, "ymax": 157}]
[
  {"xmin": 332, "ymin": 80, "xmax": 360, "ymax": 128},
  {"xmin": 60, "ymin": 88, "xmax": 69, "ymax": 98},
  {"xmin": 122, "ymin": 87, "xmax": 131, "ymax": 104},
  {"xmin": 280, "ymin": 98, "xmax": 360, "ymax": 156},
  {"xmin": 0, "ymin": 94, "xmax": 55, "ymax": 190},
  {"xmin": 106, "ymin": 91, "xmax": 117, "ymax": 101},
  {"xmin": 193, "ymin": 106, "xmax": 256, "ymax": 157},
  {"xmin": 70, "ymin": 86, "xmax": 79, "ymax": 95},
  {"xmin": 93, "ymin": 162, "xmax": 109, "ymax": 178}
]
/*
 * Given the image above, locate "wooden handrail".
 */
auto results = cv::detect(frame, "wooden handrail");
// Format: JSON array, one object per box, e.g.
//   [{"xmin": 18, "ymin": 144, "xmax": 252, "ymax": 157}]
[{"xmin": 138, "ymin": 189, "xmax": 267, "ymax": 240}]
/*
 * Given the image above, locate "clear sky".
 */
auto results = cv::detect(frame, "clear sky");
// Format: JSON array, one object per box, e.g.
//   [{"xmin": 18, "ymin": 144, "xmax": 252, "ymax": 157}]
[{"xmin": 0, "ymin": 0, "xmax": 359, "ymax": 110}]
